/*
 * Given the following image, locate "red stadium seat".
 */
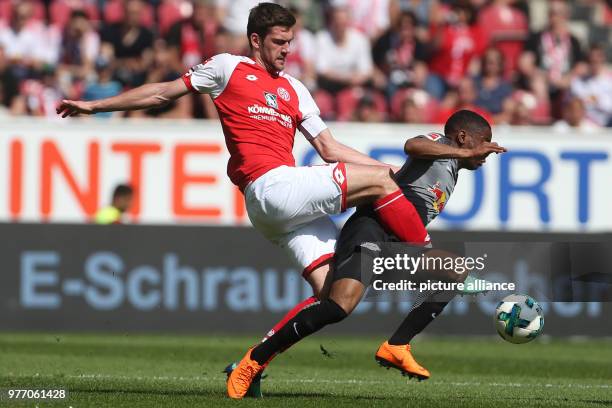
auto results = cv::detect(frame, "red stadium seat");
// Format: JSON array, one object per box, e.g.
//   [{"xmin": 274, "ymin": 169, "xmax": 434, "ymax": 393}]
[
  {"xmin": 0, "ymin": 0, "xmax": 45, "ymax": 24},
  {"xmin": 512, "ymin": 90, "xmax": 551, "ymax": 125},
  {"xmin": 157, "ymin": 0, "xmax": 185, "ymax": 36},
  {"xmin": 50, "ymin": 0, "xmax": 100, "ymax": 29},
  {"xmin": 104, "ymin": 0, "xmax": 154, "ymax": 28},
  {"xmin": 390, "ymin": 88, "xmax": 439, "ymax": 123},
  {"xmin": 336, "ymin": 88, "xmax": 387, "ymax": 122},
  {"xmin": 313, "ymin": 89, "xmax": 335, "ymax": 120}
]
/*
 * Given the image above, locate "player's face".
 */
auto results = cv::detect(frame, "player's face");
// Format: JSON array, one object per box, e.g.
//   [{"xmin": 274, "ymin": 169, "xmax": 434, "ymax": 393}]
[
  {"xmin": 463, "ymin": 130, "xmax": 493, "ymax": 170},
  {"xmin": 257, "ymin": 26, "xmax": 294, "ymax": 73}
]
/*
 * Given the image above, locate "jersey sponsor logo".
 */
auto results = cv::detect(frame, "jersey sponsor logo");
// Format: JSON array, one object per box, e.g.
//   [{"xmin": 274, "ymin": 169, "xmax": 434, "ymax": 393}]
[
  {"xmin": 426, "ymin": 132, "xmax": 442, "ymax": 141},
  {"xmin": 247, "ymin": 104, "xmax": 293, "ymax": 128},
  {"xmin": 264, "ymin": 92, "xmax": 278, "ymax": 109},
  {"xmin": 246, "ymin": 74, "xmax": 258, "ymax": 81},
  {"xmin": 277, "ymin": 87, "xmax": 290, "ymax": 101},
  {"xmin": 427, "ymin": 181, "xmax": 447, "ymax": 213}
]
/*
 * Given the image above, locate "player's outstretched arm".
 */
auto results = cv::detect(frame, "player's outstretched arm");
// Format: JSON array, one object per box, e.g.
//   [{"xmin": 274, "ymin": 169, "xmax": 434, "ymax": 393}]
[
  {"xmin": 57, "ymin": 78, "xmax": 190, "ymax": 117},
  {"xmin": 404, "ymin": 137, "xmax": 507, "ymax": 159},
  {"xmin": 309, "ymin": 129, "xmax": 387, "ymax": 167}
]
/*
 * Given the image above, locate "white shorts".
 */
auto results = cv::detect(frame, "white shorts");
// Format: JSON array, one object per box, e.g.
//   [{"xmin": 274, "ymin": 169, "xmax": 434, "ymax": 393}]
[{"xmin": 244, "ymin": 164, "xmax": 348, "ymax": 277}]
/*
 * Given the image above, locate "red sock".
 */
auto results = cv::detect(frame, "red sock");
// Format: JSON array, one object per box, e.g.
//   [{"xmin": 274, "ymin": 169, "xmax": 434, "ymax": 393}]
[
  {"xmin": 261, "ymin": 296, "xmax": 318, "ymax": 343},
  {"xmin": 373, "ymin": 189, "xmax": 429, "ymax": 245}
]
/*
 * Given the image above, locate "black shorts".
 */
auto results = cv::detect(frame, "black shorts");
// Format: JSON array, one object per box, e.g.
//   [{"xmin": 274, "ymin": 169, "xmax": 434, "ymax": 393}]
[
  {"xmin": 332, "ymin": 207, "xmax": 465, "ymax": 284},
  {"xmin": 333, "ymin": 206, "xmax": 390, "ymax": 283}
]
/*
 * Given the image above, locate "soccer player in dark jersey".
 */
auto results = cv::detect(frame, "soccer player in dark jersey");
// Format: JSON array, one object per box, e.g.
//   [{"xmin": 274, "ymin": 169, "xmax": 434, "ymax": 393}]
[{"xmin": 227, "ymin": 110, "xmax": 505, "ymax": 398}]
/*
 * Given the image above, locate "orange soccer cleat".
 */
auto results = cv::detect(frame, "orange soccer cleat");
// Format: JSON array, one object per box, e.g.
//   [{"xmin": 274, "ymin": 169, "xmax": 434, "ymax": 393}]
[
  {"xmin": 226, "ymin": 347, "xmax": 263, "ymax": 399},
  {"xmin": 375, "ymin": 341, "xmax": 430, "ymax": 381}
]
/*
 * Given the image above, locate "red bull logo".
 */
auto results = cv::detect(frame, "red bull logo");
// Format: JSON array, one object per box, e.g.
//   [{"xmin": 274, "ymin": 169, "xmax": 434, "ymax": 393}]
[{"xmin": 427, "ymin": 181, "xmax": 447, "ymax": 212}]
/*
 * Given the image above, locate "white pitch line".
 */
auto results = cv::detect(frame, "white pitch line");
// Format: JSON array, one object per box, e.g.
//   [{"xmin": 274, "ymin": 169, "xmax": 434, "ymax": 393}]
[{"xmin": 5, "ymin": 373, "xmax": 611, "ymax": 390}]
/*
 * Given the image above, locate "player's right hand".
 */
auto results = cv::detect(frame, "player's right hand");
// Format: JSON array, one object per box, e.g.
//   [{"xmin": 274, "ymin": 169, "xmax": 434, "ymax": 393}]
[
  {"xmin": 468, "ymin": 142, "xmax": 507, "ymax": 158},
  {"xmin": 56, "ymin": 100, "xmax": 96, "ymax": 118}
]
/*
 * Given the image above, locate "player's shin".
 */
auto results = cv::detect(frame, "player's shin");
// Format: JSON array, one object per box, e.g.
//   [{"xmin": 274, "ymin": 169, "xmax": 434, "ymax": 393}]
[
  {"xmin": 250, "ymin": 299, "xmax": 348, "ymax": 365},
  {"xmin": 388, "ymin": 300, "xmax": 450, "ymax": 345},
  {"xmin": 373, "ymin": 190, "xmax": 429, "ymax": 245},
  {"xmin": 261, "ymin": 296, "xmax": 318, "ymax": 342}
]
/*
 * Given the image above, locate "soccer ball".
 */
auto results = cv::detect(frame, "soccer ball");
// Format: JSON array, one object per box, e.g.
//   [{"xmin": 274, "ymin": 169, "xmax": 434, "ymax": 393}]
[{"xmin": 494, "ymin": 294, "xmax": 544, "ymax": 344}]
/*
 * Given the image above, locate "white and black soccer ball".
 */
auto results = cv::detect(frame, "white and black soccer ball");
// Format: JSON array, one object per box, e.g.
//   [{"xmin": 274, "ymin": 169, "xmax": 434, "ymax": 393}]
[{"xmin": 494, "ymin": 294, "xmax": 544, "ymax": 344}]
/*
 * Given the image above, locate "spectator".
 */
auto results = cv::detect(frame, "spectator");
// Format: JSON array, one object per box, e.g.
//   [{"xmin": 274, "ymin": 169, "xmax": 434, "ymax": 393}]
[
  {"xmin": 215, "ymin": 0, "xmax": 269, "ymax": 54},
  {"xmin": 284, "ymin": 6, "xmax": 316, "ymax": 90},
  {"xmin": 522, "ymin": 0, "xmax": 585, "ymax": 117},
  {"xmin": 477, "ymin": 0, "xmax": 528, "ymax": 78},
  {"xmin": 397, "ymin": 88, "xmax": 436, "ymax": 123},
  {"xmin": 0, "ymin": 1, "xmax": 51, "ymax": 78},
  {"xmin": 428, "ymin": 2, "xmax": 485, "ymax": 90},
  {"xmin": 553, "ymin": 97, "xmax": 599, "ymax": 133},
  {"xmin": 498, "ymin": 81, "xmax": 551, "ymax": 126},
  {"xmin": 82, "ymin": 55, "xmax": 122, "ymax": 119},
  {"xmin": 315, "ymin": 2, "xmax": 373, "ymax": 95},
  {"xmin": 372, "ymin": 11, "xmax": 437, "ymax": 97},
  {"xmin": 344, "ymin": 0, "xmax": 391, "ymax": 41},
  {"xmin": 392, "ymin": 0, "xmax": 440, "ymax": 30},
  {"xmin": 166, "ymin": 0, "xmax": 219, "ymax": 68},
  {"xmin": 50, "ymin": 0, "xmax": 100, "ymax": 30},
  {"xmin": 136, "ymin": 39, "xmax": 192, "ymax": 119},
  {"xmin": 474, "ymin": 48, "xmax": 513, "ymax": 118},
  {"xmin": 58, "ymin": 10, "xmax": 100, "ymax": 81},
  {"xmin": 20, "ymin": 67, "xmax": 64, "ymax": 118},
  {"xmin": 101, "ymin": 0, "xmax": 154, "ymax": 87},
  {"xmin": 354, "ymin": 93, "xmax": 384, "ymax": 122},
  {"xmin": 434, "ymin": 77, "xmax": 492, "ymax": 124},
  {"xmin": 571, "ymin": 45, "xmax": 612, "ymax": 127},
  {"xmin": 95, "ymin": 184, "xmax": 134, "ymax": 224},
  {"xmin": 0, "ymin": 45, "xmax": 21, "ymax": 114}
]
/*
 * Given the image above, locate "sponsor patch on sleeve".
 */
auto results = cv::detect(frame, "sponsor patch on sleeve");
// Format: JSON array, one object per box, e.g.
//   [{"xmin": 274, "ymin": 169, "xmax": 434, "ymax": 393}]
[{"xmin": 425, "ymin": 132, "xmax": 442, "ymax": 141}]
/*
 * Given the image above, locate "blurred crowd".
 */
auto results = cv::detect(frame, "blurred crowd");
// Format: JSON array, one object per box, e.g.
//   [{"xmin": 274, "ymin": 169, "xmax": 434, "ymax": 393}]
[{"xmin": 0, "ymin": 0, "xmax": 611, "ymax": 130}]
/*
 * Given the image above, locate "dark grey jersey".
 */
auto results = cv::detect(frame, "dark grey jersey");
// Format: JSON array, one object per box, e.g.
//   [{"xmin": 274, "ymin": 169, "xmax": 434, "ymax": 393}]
[{"xmin": 395, "ymin": 133, "xmax": 459, "ymax": 226}]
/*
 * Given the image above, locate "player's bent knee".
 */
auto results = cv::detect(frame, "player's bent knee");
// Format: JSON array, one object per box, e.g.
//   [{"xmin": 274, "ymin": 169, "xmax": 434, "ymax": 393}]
[
  {"xmin": 329, "ymin": 290, "xmax": 362, "ymax": 316},
  {"xmin": 379, "ymin": 168, "xmax": 399, "ymax": 196},
  {"xmin": 306, "ymin": 262, "xmax": 333, "ymax": 300}
]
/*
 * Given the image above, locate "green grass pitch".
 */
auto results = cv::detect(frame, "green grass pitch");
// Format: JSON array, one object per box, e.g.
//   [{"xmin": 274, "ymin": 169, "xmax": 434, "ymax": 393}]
[{"xmin": 0, "ymin": 333, "xmax": 610, "ymax": 407}]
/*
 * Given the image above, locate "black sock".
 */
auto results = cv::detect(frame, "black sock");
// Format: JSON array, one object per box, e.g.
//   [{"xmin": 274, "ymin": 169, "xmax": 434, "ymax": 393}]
[
  {"xmin": 251, "ymin": 299, "xmax": 348, "ymax": 365},
  {"xmin": 388, "ymin": 301, "xmax": 450, "ymax": 345}
]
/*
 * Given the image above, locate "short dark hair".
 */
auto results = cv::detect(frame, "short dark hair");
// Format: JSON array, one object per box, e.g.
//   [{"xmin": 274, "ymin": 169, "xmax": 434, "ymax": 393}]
[
  {"xmin": 112, "ymin": 184, "xmax": 134, "ymax": 200},
  {"xmin": 247, "ymin": 3, "xmax": 296, "ymax": 48},
  {"xmin": 445, "ymin": 110, "xmax": 491, "ymax": 138},
  {"xmin": 70, "ymin": 9, "xmax": 88, "ymax": 20}
]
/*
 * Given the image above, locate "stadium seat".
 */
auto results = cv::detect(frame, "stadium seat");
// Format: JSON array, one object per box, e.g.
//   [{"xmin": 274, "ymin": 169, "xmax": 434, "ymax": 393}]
[
  {"xmin": 390, "ymin": 88, "xmax": 439, "ymax": 123},
  {"xmin": 0, "ymin": 0, "xmax": 45, "ymax": 23},
  {"xmin": 336, "ymin": 88, "xmax": 387, "ymax": 122},
  {"xmin": 104, "ymin": 0, "xmax": 154, "ymax": 28},
  {"xmin": 157, "ymin": 0, "xmax": 187, "ymax": 36},
  {"xmin": 570, "ymin": 3, "xmax": 593, "ymax": 22},
  {"xmin": 589, "ymin": 25, "xmax": 610, "ymax": 46},
  {"xmin": 50, "ymin": 0, "xmax": 100, "ymax": 29},
  {"xmin": 512, "ymin": 90, "xmax": 551, "ymax": 125},
  {"xmin": 313, "ymin": 89, "xmax": 335, "ymax": 121}
]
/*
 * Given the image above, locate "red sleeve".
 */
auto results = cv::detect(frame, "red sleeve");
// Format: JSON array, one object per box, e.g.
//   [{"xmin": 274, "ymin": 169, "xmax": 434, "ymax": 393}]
[{"xmin": 181, "ymin": 73, "xmax": 197, "ymax": 93}]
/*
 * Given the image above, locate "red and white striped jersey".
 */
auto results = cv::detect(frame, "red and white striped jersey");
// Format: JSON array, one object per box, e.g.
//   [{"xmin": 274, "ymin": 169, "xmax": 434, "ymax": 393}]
[{"xmin": 182, "ymin": 53, "xmax": 327, "ymax": 190}]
